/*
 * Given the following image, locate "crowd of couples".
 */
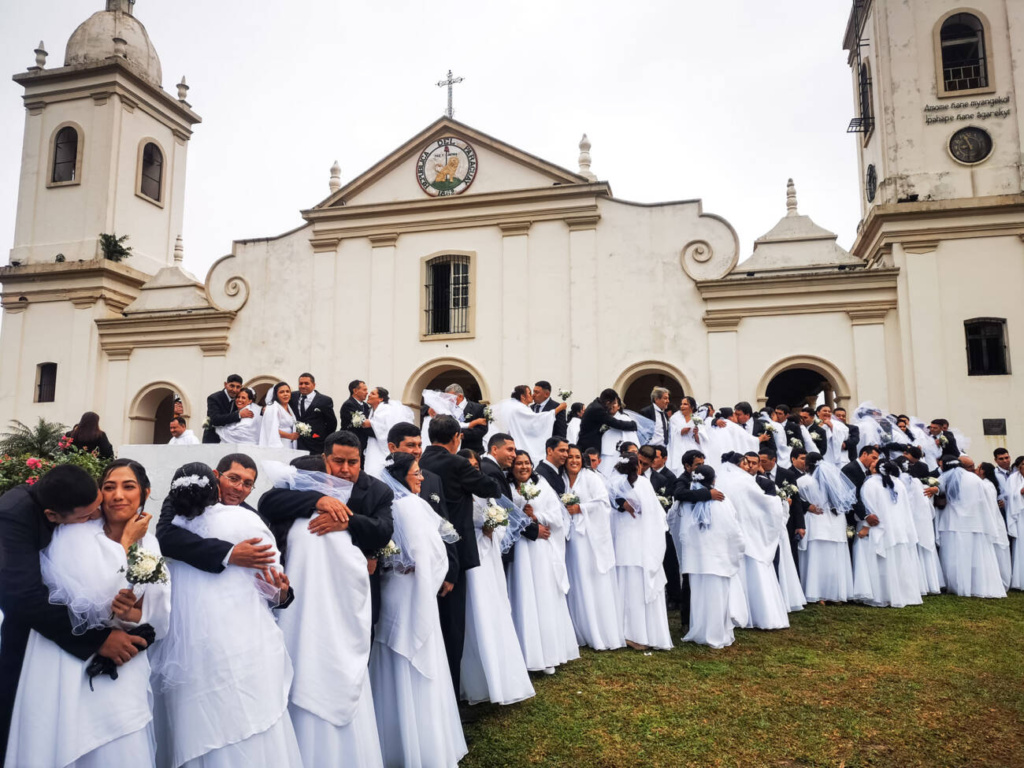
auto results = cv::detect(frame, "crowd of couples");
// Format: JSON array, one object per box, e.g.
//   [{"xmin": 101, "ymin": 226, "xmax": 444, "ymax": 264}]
[{"xmin": 0, "ymin": 373, "xmax": 1021, "ymax": 768}]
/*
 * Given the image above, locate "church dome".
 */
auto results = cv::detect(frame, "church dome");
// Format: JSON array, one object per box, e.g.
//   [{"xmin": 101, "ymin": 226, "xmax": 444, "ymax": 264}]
[{"xmin": 64, "ymin": 4, "xmax": 162, "ymax": 88}]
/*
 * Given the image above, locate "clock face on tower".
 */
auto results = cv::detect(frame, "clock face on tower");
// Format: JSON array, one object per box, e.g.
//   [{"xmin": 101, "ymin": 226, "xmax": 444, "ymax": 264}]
[{"xmin": 948, "ymin": 127, "xmax": 993, "ymax": 165}]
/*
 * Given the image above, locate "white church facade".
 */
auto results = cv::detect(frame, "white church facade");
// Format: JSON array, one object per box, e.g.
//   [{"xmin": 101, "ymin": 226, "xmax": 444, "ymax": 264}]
[{"xmin": 1, "ymin": 0, "xmax": 1021, "ymax": 454}]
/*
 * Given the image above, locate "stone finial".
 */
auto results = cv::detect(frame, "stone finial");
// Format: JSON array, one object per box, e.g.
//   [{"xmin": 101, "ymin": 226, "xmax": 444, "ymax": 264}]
[
  {"xmin": 329, "ymin": 160, "xmax": 342, "ymax": 193},
  {"xmin": 578, "ymin": 133, "xmax": 597, "ymax": 182},
  {"xmin": 32, "ymin": 41, "xmax": 47, "ymax": 70},
  {"xmin": 173, "ymin": 235, "xmax": 184, "ymax": 264},
  {"xmin": 177, "ymin": 76, "xmax": 189, "ymax": 101},
  {"xmin": 112, "ymin": 36, "xmax": 128, "ymax": 58},
  {"xmin": 107, "ymin": 0, "xmax": 136, "ymax": 14},
  {"xmin": 786, "ymin": 178, "xmax": 798, "ymax": 217}
]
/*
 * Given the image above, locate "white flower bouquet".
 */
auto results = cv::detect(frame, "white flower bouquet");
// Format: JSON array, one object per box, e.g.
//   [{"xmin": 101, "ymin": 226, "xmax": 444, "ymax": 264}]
[
  {"xmin": 295, "ymin": 422, "xmax": 312, "ymax": 438},
  {"xmin": 923, "ymin": 476, "xmax": 940, "ymax": 488},
  {"xmin": 483, "ymin": 405, "xmax": 494, "ymax": 424},
  {"xmin": 600, "ymin": 424, "xmax": 610, "ymax": 433},
  {"xmin": 430, "ymin": 493, "xmax": 441, "ymax": 504},
  {"xmin": 377, "ymin": 539, "xmax": 401, "ymax": 559},
  {"xmin": 691, "ymin": 417, "xmax": 704, "ymax": 426},
  {"xmin": 789, "ymin": 437, "xmax": 804, "ymax": 449},
  {"xmin": 764, "ymin": 423, "xmax": 777, "ymax": 435},
  {"xmin": 519, "ymin": 480, "xmax": 541, "ymax": 501},
  {"xmin": 560, "ymin": 491, "xmax": 581, "ymax": 507},
  {"xmin": 937, "ymin": 434, "xmax": 949, "ymax": 447},
  {"xmin": 351, "ymin": 413, "xmax": 366, "ymax": 428},
  {"xmin": 202, "ymin": 417, "xmax": 211, "ymax": 430},
  {"xmin": 483, "ymin": 499, "xmax": 509, "ymax": 532},
  {"xmin": 120, "ymin": 544, "xmax": 169, "ymax": 586},
  {"xmin": 558, "ymin": 388, "xmax": 573, "ymax": 402},
  {"xmin": 656, "ymin": 494, "xmax": 672, "ymax": 510},
  {"xmin": 776, "ymin": 482, "xmax": 799, "ymax": 501}
]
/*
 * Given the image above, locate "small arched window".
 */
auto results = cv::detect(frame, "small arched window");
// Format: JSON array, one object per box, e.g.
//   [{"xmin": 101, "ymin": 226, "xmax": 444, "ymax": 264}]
[
  {"xmin": 423, "ymin": 253, "xmax": 473, "ymax": 337},
  {"xmin": 51, "ymin": 126, "xmax": 79, "ymax": 184},
  {"xmin": 940, "ymin": 13, "xmax": 988, "ymax": 93},
  {"xmin": 139, "ymin": 142, "xmax": 163, "ymax": 202}
]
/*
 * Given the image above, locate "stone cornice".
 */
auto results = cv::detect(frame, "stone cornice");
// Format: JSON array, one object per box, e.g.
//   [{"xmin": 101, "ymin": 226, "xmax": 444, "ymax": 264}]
[
  {"xmin": 96, "ymin": 309, "xmax": 236, "ymax": 359},
  {"xmin": 852, "ymin": 194, "xmax": 1024, "ymax": 264},
  {"xmin": 368, "ymin": 233, "xmax": 400, "ymax": 247},
  {"xmin": 0, "ymin": 259, "xmax": 150, "ymax": 313},
  {"xmin": 498, "ymin": 221, "xmax": 532, "ymax": 236}
]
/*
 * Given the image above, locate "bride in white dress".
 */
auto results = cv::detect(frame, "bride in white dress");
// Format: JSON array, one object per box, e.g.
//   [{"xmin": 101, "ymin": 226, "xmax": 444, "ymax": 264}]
[
  {"xmin": 507, "ymin": 451, "xmax": 580, "ymax": 673},
  {"xmin": 152, "ymin": 462, "xmax": 302, "ymax": 768},
  {"xmin": 563, "ymin": 446, "xmax": 625, "ymax": 651},
  {"xmin": 216, "ymin": 387, "xmax": 262, "ymax": 445},
  {"xmin": 259, "ymin": 382, "xmax": 299, "ymax": 449},
  {"xmin": 369, "ymin": 452, "xmax": 468, "ymax": 768},
  {"xmin": 364, "ymin": 387, "xmax": 415, "ymax": 478},
  {"xmin": 796, "ymin": 452, "xmax": 858, "ymax": 603},
  {"xmin": 5, "ymin": 460, "xmax": 170, "ymax": 768}
]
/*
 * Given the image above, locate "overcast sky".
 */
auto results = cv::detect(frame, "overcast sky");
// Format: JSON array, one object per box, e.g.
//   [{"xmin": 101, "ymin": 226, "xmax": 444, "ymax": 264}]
[{"xmin": 0, "ymin": 1, "xmax": 860, "ymax": 278}]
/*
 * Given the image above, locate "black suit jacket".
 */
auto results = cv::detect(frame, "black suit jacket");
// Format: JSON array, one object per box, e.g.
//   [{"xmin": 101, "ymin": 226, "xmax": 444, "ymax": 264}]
[
  {"xmin": 339, "ymin": 397, "xmax": 372, "ymax": 451},
  {"xmin": 844, "ymin": 423, "xmax": 861, "ymax": 462},
  {"xmin": 841, "ymin": 459, "xmax": 870, "ymax": 524},
  {"xmin": 479, "ymin": 456, "xmax": 539, "ymax": 564},
  {"xmin": 203, "ymin": 389, "xmax": 239, "ymax": 443},
  {"xmin": 156, "ymin": 495, "xmax": 257, "ymax": 573},
  {"xmin": 646, "ymin": 469, "xmax": 671, "ymax": 496},
  {"xmin": 640, "ymin": 404, "xmax": 672, "ymax": 447},
  {"xmin": 536, "ymin": 460, "xmax": 567, "ymax": 495},
  {"xmin": 673, "ymin": 469, "xmax": 713, "ymax": 504},
  {"xmin": 538, "ymin": 399, "xmax": 567, "ymax": 440},
  {"xmin": 658, "ymin": 466, "xmax": 678, "ymax": 486},
  {"xmin": 578, "ymin": 399, "xmax": 637, "ymax": 455},
  {"xmin": 808, "ymin": 424, "xmax": 828, "ymax": 455},
  {"xmin": 781, "ymin": 466, "xmax": 808, "ymax": 532},
  {"xmin": 460, "ymin": 400, "xmax": 489, "ymax": 454},
  {"xmin": 0, "ymin": 486, "xmax": 113, "ymax": 758},
  {"xmin": 420, "ymin": 445, "xmax": 501, "ymax": 575},
  {"xmin": 295, "ymin": 391, "xmax": 337, "ymax": 454},
  {"xmin": 420, "ymin": 468, "xmax": 459, "ymax": 583}
]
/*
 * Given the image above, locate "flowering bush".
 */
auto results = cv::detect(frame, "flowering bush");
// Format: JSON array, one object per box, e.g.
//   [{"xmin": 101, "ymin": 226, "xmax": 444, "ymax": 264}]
[{"xmin": 0, "ymin": 442, "xmax": 111, "ymax": 497}]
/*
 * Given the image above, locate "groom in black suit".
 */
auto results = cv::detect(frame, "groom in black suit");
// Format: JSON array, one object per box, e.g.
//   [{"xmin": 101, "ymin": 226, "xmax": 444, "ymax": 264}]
[
  {"xmin": 294, "ymin": 372, "xmax": 337, "ymax": 455},
  {"xmin": 532, "ymin": 381, "xmax": 567, "ymax": 439},
  {"xmin": 578, "ymin": 388, "xmax": 636, "ymax": 455},
  {"xmin": 340, "ymin": 379, "xmax": 373, "ymax": 456},
  {"xmin": 202, "ymin": 373, "xmax": 249, "ymax": 443},
  {"xmin": 841, "ymin": 444, "xmax": 881, "ymax": 548},
  {"xmin": 0, "ymin": 467, "xmax": 151, "ymax": 762},
  {"xmin": 536, "ymin": 436, "xmax": 569, "ymax": 494}
]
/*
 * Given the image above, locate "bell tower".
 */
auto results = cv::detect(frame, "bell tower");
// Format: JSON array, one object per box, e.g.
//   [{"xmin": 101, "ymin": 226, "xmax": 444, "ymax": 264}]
[{"xmin": 8, "ymin": 0, "xmax": 200, "ymax": 274}]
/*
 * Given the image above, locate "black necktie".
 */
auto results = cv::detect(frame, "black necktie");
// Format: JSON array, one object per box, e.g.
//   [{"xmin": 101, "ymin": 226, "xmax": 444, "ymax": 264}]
[
  {"xmin": 299, "ymin": 396, "xmax": 306, "ymax": 418},
  {"xmin": 534, "ymin": 404, "xmax": 541, "ymax": 413},
  {"xmin": 660, "ymin": 410, "xmax": 668, "ymax": 438}
]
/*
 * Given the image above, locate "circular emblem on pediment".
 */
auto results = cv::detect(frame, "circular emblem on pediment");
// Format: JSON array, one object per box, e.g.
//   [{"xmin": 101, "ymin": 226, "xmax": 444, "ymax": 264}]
[{"xmin": 416, "ymin": 137, "xmax": 478, "ymax": 197}]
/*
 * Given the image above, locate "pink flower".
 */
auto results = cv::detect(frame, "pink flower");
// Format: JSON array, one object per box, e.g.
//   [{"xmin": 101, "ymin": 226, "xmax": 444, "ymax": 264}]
[
  {"xmin": 25, "ymin": 458, "xmax": 42, "ymax": 469},
  {"xmin": 26, "ymin": 476, "xmax": 37, "ymax": 485}
]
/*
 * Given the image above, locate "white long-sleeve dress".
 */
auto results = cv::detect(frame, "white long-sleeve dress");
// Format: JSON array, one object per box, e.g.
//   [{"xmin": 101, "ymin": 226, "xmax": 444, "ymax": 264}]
[
  {"xmin": 369, "ymin": 494, "xmax": 467, "ymax": 768},
  {"xmin": 216, "ymin": 410, "xmax": 262, "ymax": 444},
  {"xmin": 901, "ymin": 474, "xmax": 945, "ymax": 594},
  {"xmin": 461, "ymin": 497, "xmax": 535, "ymax": 705},
  {"xmin": 5, "ymin": 522, "xmax": 171, "ymax": 768},
  {"xmin": 607, "ymin": 473, "xmax": 673, "ymax": 650},
  {"xmin": 797, "ymin": 474, "xmax": 855, "ymax": 602},
  {"xmin": 364, "ymin": 402, "xmax": 416, "ymax": 478},
  {"xmin": 852, "ymin": 476, "xmax": 924, "ymax": 608},
  {"xmin": 564, "ymin": 468, "xmax": 625, "ymax": 651},
  {"xmin": 259, "ymin": 402, "xmax": 297, "ymax": 449},
  {"xmin": 151, "ymin": 504, "xmax": 303, "ymax": 768},
  {"xmin": 507, "ymin": 477, "xmax": 580, "ymax": 671},
  {"xmin": 1006, "ymin": 469, "xmax": 1024, "ymax": 590},
  {"xmin": 936, "ymin": 469, "xmax": 1008, "ymax": 598}
]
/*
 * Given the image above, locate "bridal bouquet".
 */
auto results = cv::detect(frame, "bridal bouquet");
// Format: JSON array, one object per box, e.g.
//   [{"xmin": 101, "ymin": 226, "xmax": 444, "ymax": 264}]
[
  {"xmin": 776, "ymin": 482, "xmax": 799, "ymax": 501},
  {"xmin": 483, "ymin": 499, "xmax": 509, "ymax": 532},
  {"xmin": 351, "ymin": 413, "xmax": 366, "ymax": 428},
  {"xmin": 558, "ymin": 388, "xmax": 573, "ymax": 402},
  {"xmin": 120, "ymin": 543, "xmax": 169, "ymax": 586},
  {"xmin": 656, "ymin": 494, "xmax": 672, "ymax": 510},
  {"xmin": 764, "ymin": 423, "xmax": 777, "ymax": 435},
  {"xmin": 923, "ymin": 476, "xmax": 940, "ymax": 488},
  {"xmin": 295, "ymin": 422, "xmax": 312, "ymax": 438},
  {"xmin": 560, "ymin": 491, "xmax": 581, "ymax": 507},
  {"xmin": 376, "ymin": 539, "xmax": 402, "ymax": 560},
  {"xmin": 937, "ymin": 434, "xmax": 949, "ymax": 447},
  {"xmin": 519, "ymin": 480, "xmax": 541, "ymax": 501},
  {"xmin": 483, "ymin": 405, "xmax": 494, "ymax": 423},
  {"xmin": 691, "ymin": 417, "xmax": 704, "ymax": 426},
  {"xmin": 789, "ymin": 437, "xmax": 804, "ymax": 449}
]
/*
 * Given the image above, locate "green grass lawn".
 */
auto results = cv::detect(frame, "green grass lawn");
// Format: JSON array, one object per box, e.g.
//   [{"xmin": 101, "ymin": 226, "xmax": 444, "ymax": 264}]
[{"xmin": 461, "ymin": 592, "xmax": 1024, "ymax": 767}]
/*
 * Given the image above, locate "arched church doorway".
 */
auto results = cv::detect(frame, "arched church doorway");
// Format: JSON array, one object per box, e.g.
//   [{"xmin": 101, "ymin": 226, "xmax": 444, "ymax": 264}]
[
  {"xmin": 615, "ymin": 361, "xmax": 692, "ymax": 413},
  {"xmin": 128, "ymin": 382, "xmax": 190, "ymax": 444},
  {"xmin": 757, "ymin": 356, "xmax": 851, "ymax": 411},
  {"xmin": 245, "ymin": 376, "xmax": 280, "ymax": 408},
  {"xmin": 403, "ymin": 358, "xmax": 490, "ymax": 417}
]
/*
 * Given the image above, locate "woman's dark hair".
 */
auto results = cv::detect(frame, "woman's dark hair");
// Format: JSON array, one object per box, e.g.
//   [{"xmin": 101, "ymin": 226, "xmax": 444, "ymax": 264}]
[
  {"xmin": 507, "ymin": 449, "xmax": 537, "ymax": 484},
  {"xmin": 875, "ymin": 459, "xmax": 901, "ymax": 495},
  {"xmin": 167, "ymin": 462, "xmax": 219, "ymax": 520},
  {"xmin": 385, "ymin": 451, "xmax": 417, "ymax": 490},
  {"xmin": 568, "ymin": 402, "xmax": 584, "ymax": 421},
  {"xmin": 375, "ymin": 386, "xmax": 390, "ymax": 404},
  {"xmin": 720, "ymin": 451, "xmax": 743, "ymax": 466},
  {"xmin": 978, "ymin": 462, "xmax": 999, "ymax": 490},
  {"xmin": 237, "ymin": 387, "xmax": 256, "ymax": 403},
  {"xmin": 692, "ymin": 464, "xmax": 716, "ymax": 487},
  {"xmin": 457, "ymin": 448, "xmax": 480, "ymax": 466},
  {"xmin": 614, "ymin": 453, "xmax": 639, "ymax": 484},
  {"xmin": 700, "ymin": 402, "xmax": 715, "ymax": 415},
  {"xmin": 716, "ymin": 407, "xmax": 734, "ymax": 421},
  {"xmin": 511, "ymin": 384, "xmax": 531, "ymax": 401},
  {"xmin": 598, "ymin": 388, "xmax": 621, "ymax": 407},
  {"xmin": 566, "ymin": 444, "xmax": 586, "ymax": 468},
  {"xmin": 33, "ymin": 465, "xmax": 98, "ymax": 516},
  {"xmin": 617, "ymin": 441, "xmax": 637, "ymax": 456},
  {"xmin": 805, "ymin": 452, "xmax": 825, "ymax": 473},
  {"xmin": 681, "ymin": 396, "xmax": 698, "ymax": 412},
  {"xmin": 1014, "ymin": 455, "xmax": 1024, "ymax": 470},
  {"xmin": 71, "ymin": 411, "xmax": 102, "ymax": 444},
  {"xmin": 100, "ymin": 458, "xmax": 151, "ymax": 509},
  {"xmin": 291, "ymin": 455, "xmax": 326, "ymax": 472},
  {"xmin": 271, "ymin": 382, "xmax": 291, "ymax": 406}
]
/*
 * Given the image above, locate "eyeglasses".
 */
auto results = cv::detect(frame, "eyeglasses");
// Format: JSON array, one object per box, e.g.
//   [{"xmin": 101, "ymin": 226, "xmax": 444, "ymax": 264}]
[{"xmin": 223, "ymin": 474, "xmax": 255, "ymax": 490}]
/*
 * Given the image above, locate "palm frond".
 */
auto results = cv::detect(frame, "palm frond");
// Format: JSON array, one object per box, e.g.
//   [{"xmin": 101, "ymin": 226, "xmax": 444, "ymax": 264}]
[{"xmin": 0, "ymin": 418, "xmax": 68, "ymax": 459}]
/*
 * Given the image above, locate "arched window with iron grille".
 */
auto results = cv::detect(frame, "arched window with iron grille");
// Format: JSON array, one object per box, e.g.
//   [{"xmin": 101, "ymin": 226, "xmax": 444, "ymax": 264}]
[
  {"xmin": 940, "ymin": 13, "xmax": 988, "ymax": 93},
  {"xmin": 140, "ymin": 142, "xmax": 164, "ymax": 202},
  {"xmin": 424, "ymin": 254, "xmax": 471, "ymax": 336}
]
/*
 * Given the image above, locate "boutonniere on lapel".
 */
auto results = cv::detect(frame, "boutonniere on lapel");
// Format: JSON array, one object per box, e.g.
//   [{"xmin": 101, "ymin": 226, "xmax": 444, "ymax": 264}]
[{"xmin": 430, "ymin": 493, "xmax": 440, "ymax": 504}]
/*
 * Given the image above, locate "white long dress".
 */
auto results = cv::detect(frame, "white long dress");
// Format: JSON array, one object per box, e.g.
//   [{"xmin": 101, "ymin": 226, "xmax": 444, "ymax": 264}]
[
  {"xmin": 564, "ymin": 468, "xmax": 625, "ymax": 651},
  {"xmin": 936, "ymin": 468, "xmax": 1008, "ymax": 598},
  {"xmin": 852, "ymin": 476, "xmax": 924, "ymax": 608},
  {"xmin": 566, "ymin": 418, "xmax": 581, "ymax": 446},
  {"xmin": 5, "ymin": 523, "xmax": 171, "ymax": 768},
  {"xmin": 700, "ymin": 421, "xmax": 758, "ymax": 470},
  {"xmin": 507, "ymin": 477, "xmax": 580, "ymax": 671},
  {"xmin": 599, "ymin": 418, "xmax": 641, "ymax": 477},
  {"xmin": 979, "ymin": 478, "xmax": 1012, "ymax": 590},
  {"xmin": 461, "ymin": 497, "xmax": 535, "ymax": 705},
  {"xmin": 216, "ymin": 410, "xmax": 262, "ymax": 444},
  {"xmin": 493, "ymin": 399, "xmax": 560, "ymax": 466},
  {"xmin": 666, "ymin": 412, "xmax": 701, "ymax": 475},
  {"xmin": 901, "ymin": 475, "xmax": 945, "ymax": 594},
  {"xmin": 797, "ymin": 474, "xmax": 855, "ymax": 602},
  {"xmin": 365, "ymin": 401, "xmax": 416, "ymax": 478},
  {"xmin": 274, "ymin": 484, "xmax": 383, "ymax": 768},
  {"xmin": 607, "ymin": 473, "xmax": 673, "ymax": 650},
  {"xmin": 821, "ymin": 420, "xmax": 850, "ymax": 469},
  {"xmin": 674, "ymin": 496, "xmax": 747, "ymax": 648},
  {"xmin": 151, "ymin": 504, "xmax": 303, "ymax": 768},
  {"xmin": 1006, "ymin": 470, "xmax": 1024, "ymax": 590},
  {"xmin": 259, "ymin": 402, "xmax": 297, "ymax": 449},
  {"xmin": 715, "ymin": 464, "xmax": 789, "ymax": 629},
  {"xmin": 369, "ymin": 494, "xmax": 467, "ymax": 768}
]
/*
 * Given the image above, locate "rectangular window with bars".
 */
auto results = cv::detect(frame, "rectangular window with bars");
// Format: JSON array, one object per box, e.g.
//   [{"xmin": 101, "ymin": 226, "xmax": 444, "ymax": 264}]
[
  {"xmin": 425, "ymin": 254, "xmax": 471, "ymax": 335},
  {"xmin": 35, "ymin": 362, "xmax": 57, "ymax": 403},
  {"xmin": 965, "ymin": 319, "xmax": 1009, "ymax": 376}
]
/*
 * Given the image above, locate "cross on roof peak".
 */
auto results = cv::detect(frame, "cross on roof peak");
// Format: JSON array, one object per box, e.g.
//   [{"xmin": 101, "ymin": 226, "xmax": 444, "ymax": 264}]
[{"xmin": 436, "ymin": 70, "xmax": 464, "ymax": 119}]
